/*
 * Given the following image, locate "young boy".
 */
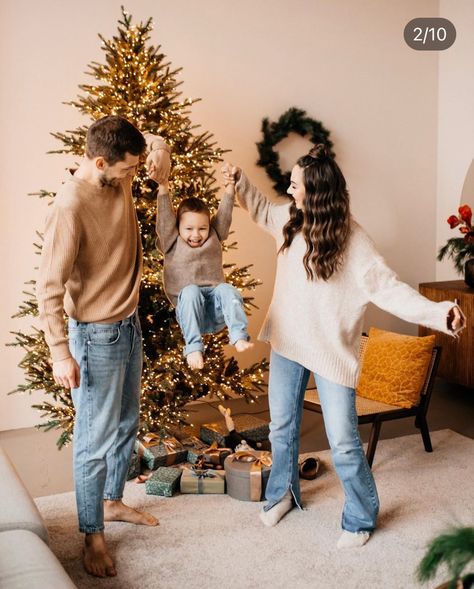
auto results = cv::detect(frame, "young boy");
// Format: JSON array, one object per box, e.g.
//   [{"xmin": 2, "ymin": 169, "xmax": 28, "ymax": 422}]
[{"xmin": 155, "ymin": 164, "xmax": 253, "ymax": 369}]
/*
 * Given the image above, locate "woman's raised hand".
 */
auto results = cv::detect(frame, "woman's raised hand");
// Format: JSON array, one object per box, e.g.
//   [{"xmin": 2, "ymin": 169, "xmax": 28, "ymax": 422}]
[{"xmin": 221, "ymin": 163, "xmax": 241, "ymax": 186}]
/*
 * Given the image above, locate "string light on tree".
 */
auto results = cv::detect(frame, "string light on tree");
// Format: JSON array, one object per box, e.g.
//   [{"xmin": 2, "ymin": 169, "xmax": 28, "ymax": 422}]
[{"xmin": 8, "ymin": 7, "xmax": 268, "ymax": 448}]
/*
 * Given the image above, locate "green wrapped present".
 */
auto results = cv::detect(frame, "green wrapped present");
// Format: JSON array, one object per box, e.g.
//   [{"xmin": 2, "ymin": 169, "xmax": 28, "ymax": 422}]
[
  {"xmin": 135, "ymin": 434, "xmax": 188, "ymax": 470},
  {"xmin": 126, "ymin": 451, "xmax": 140, "ymax": 480},
  {"xmin": 145, "ymin": 467, "xmax": 182, "ymax": 497},
  {"xmin": 180, "ymin": 467, "xmax": 225, "ymax": 494},
  {"xmin": 200, "ymin": 414, "xmax": 270, "ymax": 446}
]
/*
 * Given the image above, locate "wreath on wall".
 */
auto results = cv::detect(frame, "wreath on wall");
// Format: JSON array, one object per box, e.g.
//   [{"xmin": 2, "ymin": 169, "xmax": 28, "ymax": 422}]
[{"xmin": 256, "ymin": 107, "xmax": 334, "ymax": 195}]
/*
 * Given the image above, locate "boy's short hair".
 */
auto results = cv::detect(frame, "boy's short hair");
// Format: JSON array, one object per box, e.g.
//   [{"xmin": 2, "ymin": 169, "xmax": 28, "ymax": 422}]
[
  {"xmin": 177, "ymin": 198, "xmax": 211, "ymax": 222},
  {"xmin": 85, "ymin": 116, "xmax": 146, "ymax": 165}
]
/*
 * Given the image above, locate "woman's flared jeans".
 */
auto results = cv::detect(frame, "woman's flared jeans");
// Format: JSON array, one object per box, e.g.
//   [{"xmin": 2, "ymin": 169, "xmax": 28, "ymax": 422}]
[{"xmin": 265, "ymin": 350, "xmax": 379, "ymax": 533}]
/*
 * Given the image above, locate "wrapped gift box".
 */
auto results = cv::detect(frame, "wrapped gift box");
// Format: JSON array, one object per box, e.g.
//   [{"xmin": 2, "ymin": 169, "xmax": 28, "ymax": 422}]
[
  {"xmin": 180, "ymin": 467, "xmax": 225, "ymax": 494},
  {"xmin": 187, "ymin": 442, "xmax": 231, "ymax": 467},
  {"xmin": 126, "ymin": 451, "xmax": 140, "ymax": 481},
  {"xmin": 145, "ymin": 467, "xmax": 182, "ymax": 497},
  {"xmin": 200, "ymin": 414, "xmax": 270, "ymax": 447},
  {"xmin": 224, "ymin": 450, "xmax": 272, "ymax": 502},
  {"xmin": 135, "ymin": 435, "xmax": 188, "ymax": 470}
]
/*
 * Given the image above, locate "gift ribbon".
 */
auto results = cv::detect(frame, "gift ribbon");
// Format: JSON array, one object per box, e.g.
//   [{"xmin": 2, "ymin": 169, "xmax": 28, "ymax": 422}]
[
  {"xmin": 139, "ymin": 434, "xmax": 183, "ymax": 466},
  {"xmin": 202, "ymin": 441, "xmax": 231, "ymax": 466},
  {"xmin": 190, "ymin": 466, "xmax": 218, "ymax": 493},
  {"xmin": 232, "ymin": 451, "xmax": 272, "ymax": 501}
]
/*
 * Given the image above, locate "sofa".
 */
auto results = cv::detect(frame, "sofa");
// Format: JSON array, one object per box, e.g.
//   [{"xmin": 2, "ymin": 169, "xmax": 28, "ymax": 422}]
[{"xmin": 0, "ymin": 446, "xmax": 76, "ymax": 588}]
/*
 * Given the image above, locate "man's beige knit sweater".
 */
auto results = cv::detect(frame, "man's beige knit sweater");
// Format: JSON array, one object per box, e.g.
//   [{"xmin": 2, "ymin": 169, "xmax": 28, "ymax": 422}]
[
  {"xmin": 37, "ymin": 173, "xmax": 142, "ymax": 362},
  {"xmin": 235, "ymin": 173, "xmax": 455, "ymax": 388}
]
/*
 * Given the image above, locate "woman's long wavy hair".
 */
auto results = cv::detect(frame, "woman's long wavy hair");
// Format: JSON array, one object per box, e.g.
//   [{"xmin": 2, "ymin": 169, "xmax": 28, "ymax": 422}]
[{"xmin": 279, "ymin": 144, "xmax": 351, "ymax": 281}]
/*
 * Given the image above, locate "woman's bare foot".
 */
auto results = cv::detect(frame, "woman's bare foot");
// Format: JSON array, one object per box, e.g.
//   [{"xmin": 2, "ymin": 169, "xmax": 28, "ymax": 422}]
[
  {"xmin": 187, "ymin": 350, "xmax": 204, "ymax": 369},
  {"xmin": 104, "ymin": 500, "xmax": 159, "ymax": 526},
  {"xmin": 218, "ymin": 404, "xmax": 235, "ymax": 431},
  {"xmin": 134, "ymin": 473, "xmax": 151, "ymax": 484},
  {"xmin": 83, "ymin": 532, "xmax": 116, "ymax": 578},
  {"xmin": 235, "ymin": 339, "xmax": 254, "ymax": 352}
]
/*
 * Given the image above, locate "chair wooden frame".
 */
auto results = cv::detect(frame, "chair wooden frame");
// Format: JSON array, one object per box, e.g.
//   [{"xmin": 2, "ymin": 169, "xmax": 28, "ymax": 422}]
[{"xmin": 303, "ymin": 334, "xmax": 442, "ymax": 468}]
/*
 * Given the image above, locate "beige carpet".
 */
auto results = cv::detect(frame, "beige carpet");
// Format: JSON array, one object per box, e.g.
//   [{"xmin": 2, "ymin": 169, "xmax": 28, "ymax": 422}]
[{"xmin": 35, "ymin": 430, "xmax": 474, "ymax": 589}]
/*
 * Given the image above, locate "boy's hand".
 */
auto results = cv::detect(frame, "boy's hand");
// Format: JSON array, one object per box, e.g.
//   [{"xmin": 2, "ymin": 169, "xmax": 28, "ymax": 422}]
[
  {"xmin": 147, "ymin": 147, "xmax": 171, "ymax": 184},
  {"xmin": 221, "ymin": 163, "xmax": 241, "ymax": 187}
]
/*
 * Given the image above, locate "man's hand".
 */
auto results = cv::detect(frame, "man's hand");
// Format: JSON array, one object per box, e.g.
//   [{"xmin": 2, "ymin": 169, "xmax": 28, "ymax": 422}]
[
  {"xmin": 146, "ymin": 148, "xmax": 171, "ymax": 184},
  {"xmin": 221, "ymin": 163, "xmax": 241, "ymax": 187},
  {"xmin": 53, "ymin": 357, "xmax": 81, "ymax": 389}
]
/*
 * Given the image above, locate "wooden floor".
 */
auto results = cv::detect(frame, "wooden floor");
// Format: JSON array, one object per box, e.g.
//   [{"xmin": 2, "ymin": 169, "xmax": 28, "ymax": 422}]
[{"xmin": 0, "ymin": 378, "xmax": 472, "ymax": 498}]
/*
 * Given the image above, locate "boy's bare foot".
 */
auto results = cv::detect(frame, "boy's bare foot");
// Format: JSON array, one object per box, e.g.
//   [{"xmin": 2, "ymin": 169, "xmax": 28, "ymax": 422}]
[
  {"xmin": 218, "ymin": 404, "xmax": 235, "ymax": 431},
  {"xmin": 83, "ymin": 532, "xmax": 116, "ymax": 578},
  {"xmin": 187, "ymin": 350, "xmax": 204, "ymax": 370},
  {"xmin": 235, "ymin": 339, "xmax": 254, "ymax": 352},
  {"xmin": 104, "ymin": 500, "xmax": 159, "ymax": 526}
]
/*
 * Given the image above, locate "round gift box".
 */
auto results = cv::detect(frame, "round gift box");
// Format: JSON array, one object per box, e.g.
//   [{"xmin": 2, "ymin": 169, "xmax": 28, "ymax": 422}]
[{"xmin": 224, "ymin": 451, "xmax": 272, "ymax": 502}]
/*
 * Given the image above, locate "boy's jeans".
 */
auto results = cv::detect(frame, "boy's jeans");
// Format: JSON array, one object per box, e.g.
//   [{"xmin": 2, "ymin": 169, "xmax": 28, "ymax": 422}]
[
  {"xmin": 176, "ymin": 283, "xmax": 249, "ymax": 355},
  {"xmin": 68, "ymin": 312, "xmax": 142, "ymax": 534},
  {"xmin": 265, "ymin": 349, "xmax": 379, "ymax": 533}
]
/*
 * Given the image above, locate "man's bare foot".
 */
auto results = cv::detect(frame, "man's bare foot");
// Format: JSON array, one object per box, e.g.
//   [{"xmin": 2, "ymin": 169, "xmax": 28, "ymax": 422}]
[
  {"xmin": 104, "ymin": 500, "xmax": 159, "ymax": 526},
  {"xmin": 187, "ymin": 350, "xmax": 204, "ymax": 370},
  {"xmin": 83, "ymin": 532, "xmax": 116, "ymax": 578},
  {"xmin": 235, "ymin": 339, "xmax": 254, "ymax": 352},
  {"xmin": 218, "ymin": 404, "xmax": 235, "ymax": 431}
]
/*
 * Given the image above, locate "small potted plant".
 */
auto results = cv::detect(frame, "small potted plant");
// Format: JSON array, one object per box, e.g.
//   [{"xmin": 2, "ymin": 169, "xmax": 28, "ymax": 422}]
[
  {"xmin": 417, "ymin": 526, "xmax": 474, "ymax": 589},
  {"xmin": 437, "ymin": 204, "xmax": 474, "ymax": 287}
]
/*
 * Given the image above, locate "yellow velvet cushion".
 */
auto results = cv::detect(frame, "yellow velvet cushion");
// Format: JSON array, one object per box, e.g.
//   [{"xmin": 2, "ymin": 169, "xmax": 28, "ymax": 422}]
[{"xmin": 356, "ymin": 327, "xmax": 436, "ymax": 408}]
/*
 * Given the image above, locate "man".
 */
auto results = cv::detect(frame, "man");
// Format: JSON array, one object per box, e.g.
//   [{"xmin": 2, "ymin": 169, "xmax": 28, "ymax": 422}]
[{"xmin": 37, "ymin": 116, "xmax": 170, "ymax": 578}]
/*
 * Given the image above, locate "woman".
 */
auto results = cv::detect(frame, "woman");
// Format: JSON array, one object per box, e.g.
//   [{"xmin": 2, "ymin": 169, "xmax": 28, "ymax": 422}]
[{"xmin": 221, "ymin": 145, "xmax": 465, "ymax": 549}]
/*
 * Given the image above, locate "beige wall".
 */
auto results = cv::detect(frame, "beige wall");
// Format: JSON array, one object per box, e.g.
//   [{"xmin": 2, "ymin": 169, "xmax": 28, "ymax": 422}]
[
  {"xmin": 0, "ymin": 0, "xmax": 468, "ymax": 432},
  {"xmin": 436, "ymin": 0, "xmax": 474, "ymax": 280}
]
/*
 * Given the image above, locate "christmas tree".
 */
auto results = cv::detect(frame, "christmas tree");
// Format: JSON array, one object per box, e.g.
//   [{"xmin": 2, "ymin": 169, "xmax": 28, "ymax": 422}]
[{"xmin": 8, "ymin": 7, "xmax": 268, "ymax": 448}]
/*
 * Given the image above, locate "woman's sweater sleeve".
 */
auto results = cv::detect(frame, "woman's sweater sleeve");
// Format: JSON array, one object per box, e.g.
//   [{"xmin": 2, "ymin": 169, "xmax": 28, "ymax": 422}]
[
  {"xmin": 354, "ymin": 233, "xmax": 455, "ymax": 336},
  {"xmin": 235, "ymin": 172, "xmax": 291, "ymax": 237},
  {"xmin": 37, "ymin": 206, "xmax": 80, "ymax": 362},
  {"xmin": 156, "ymin": 192, "xmax": 179, "ymax": 253}
]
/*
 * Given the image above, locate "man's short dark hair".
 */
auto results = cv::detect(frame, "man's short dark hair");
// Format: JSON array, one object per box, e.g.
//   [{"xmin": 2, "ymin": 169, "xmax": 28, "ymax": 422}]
[{"xmin": 85, "ymin": 116, "xmax": 146, "ymax": 164}]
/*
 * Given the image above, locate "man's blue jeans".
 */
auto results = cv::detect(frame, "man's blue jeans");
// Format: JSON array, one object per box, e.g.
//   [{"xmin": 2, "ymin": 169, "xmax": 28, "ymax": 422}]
[
  {"xmin": 265, "ymin": 350, "xmax": 379, "ymax": 533},
  {"xmin": 176, "ymin": 283, "xmax": 249, "ymax": 356},
  {"xmin": 68, "ymin": 312, "xmax": 142, "ymax": 534}
]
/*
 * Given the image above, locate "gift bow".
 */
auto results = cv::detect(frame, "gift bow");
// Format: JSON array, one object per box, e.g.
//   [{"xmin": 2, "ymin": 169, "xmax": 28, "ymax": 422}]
[
  {"xmin": 189, "ymin": 466, "xmax": 218, "ymax": 493},
  {"xmin": 203, "ymin": 441, "xmax": 231, "ymax": 465},
  {"xmin": 139, "ymin": 434, "xmax": 183, "ymax": 466},
  {"xmin": 232, "ymin": 451, "xmax": 272, "ymax": 501},
  {"xmin": 141, "ymin": 433, "xmax": 183, "ymax": 451}
]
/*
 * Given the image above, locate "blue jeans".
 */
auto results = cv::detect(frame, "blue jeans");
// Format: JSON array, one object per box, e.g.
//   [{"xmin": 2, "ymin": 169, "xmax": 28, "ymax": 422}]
[
  {"xmin": 265, "ymin": 350, "xmax": 379, "ymax": 533},
  {"xmin": 68, "ymin": 312, "xmax": 142, "ymax": 534},
  {"xmin": 176, "ymin": 283, "xmax": 249, "ymax": 355}
]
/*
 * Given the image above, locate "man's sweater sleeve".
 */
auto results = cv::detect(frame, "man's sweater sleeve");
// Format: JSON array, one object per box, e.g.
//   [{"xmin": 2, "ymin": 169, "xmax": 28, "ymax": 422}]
[
  {"xmin": 354, "ymin": 234, "xmax": 455, "ymax": 336},
  {"xmin": 156, "ymin": 192, "xmax": 179, "ymax": 253},
  {"xmin": 212, "ymin": 187, "xmax": 234, "ymax": 241},
  {"xmin": 37, "ymin": 205, "xmax": 80, "ymax": 362},
  {"xmin": 235, "ymin": 172, "xmax": 291, "ymax": 237}
]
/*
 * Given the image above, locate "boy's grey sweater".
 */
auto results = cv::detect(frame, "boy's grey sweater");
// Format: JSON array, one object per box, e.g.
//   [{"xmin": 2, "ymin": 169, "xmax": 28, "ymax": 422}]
[
  {"xmin": 156, "ymin": 188, "xmax": 234, "ymax": 307},
  {"xmin": 235, "ymin": 172, "xmax": 455, "ymax": 388}
]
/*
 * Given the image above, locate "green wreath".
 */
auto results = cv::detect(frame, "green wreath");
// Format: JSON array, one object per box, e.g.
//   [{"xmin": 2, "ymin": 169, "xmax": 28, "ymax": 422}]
[{"xmin": 256, "ymin": 107, "xmax": 334, "ymax": 195}]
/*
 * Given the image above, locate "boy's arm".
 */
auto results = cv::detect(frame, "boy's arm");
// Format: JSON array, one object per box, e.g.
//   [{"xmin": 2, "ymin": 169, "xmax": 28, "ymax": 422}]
[
  {"xmin": 156, "ymin": 179, "xmax": 179, "ymax": 253},
  {"xmin": 212, "ymin": 184, "xmax": 235, "ymax": 241}
]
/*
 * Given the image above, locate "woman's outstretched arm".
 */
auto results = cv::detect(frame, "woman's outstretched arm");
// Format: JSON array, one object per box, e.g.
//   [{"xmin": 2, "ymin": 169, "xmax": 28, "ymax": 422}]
[{"xmin": 222, "ymin": 164, "xmax": 291, "ymax": 237}]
